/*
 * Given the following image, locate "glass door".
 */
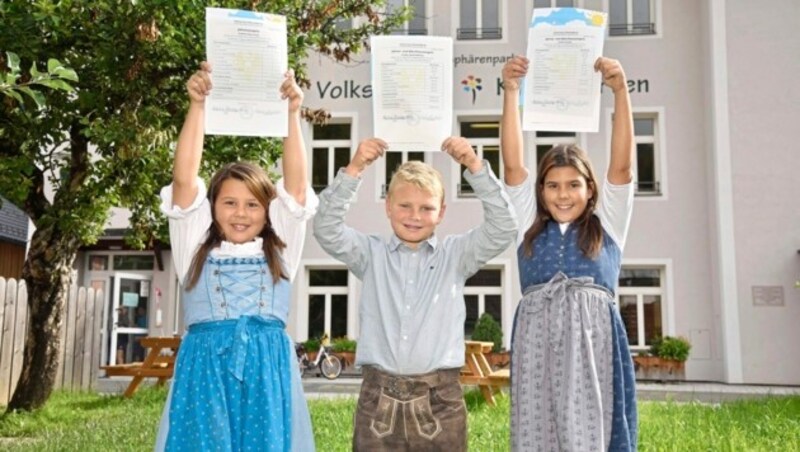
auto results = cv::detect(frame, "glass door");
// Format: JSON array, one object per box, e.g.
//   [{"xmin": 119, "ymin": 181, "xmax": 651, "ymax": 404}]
[{"xmin": 108, "ymin": 272, "xmax": 151, "ymax": 365}]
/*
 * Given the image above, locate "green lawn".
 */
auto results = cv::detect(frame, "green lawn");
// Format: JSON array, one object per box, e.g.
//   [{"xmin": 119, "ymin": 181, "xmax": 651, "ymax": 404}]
[{"xmin": 1, "ymin": 387, "xmax": 798, "ymax": 451}]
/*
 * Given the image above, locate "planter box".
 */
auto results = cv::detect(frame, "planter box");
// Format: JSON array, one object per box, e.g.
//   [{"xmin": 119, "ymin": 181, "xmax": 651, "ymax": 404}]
[
  {"xmin": 633, "ymin": 356, "xmax": 685, "ymax": 381},
  {"xmin": 486, "ymin": 351, "xmax": 510, "ymax": 370},
  {"xmin": 335, "ymin": 351, "xmax": 356, "ymax": 369}
]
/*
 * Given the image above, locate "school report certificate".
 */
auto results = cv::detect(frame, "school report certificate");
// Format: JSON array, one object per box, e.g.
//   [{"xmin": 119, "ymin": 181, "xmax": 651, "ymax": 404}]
[
  {"xmin": 205, "ymin": 8, "xmax": 288, "ymax": 137},
  {"xmin": 523, "ymin": 8, "xmax": 607, "ymax": 133},
  {"xmin": 371, "ymin": 36, "xmax": 453, "ymax": 152}
]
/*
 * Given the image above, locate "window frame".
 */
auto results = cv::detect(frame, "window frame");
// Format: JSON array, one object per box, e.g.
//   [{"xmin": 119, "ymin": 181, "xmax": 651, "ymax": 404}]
[
  {"xmin": 387, "ymin": 0, "xmax": 431, "ymax": 36},
  {"xmin": 606, "ymin": 0, "xmax": 662, "ymax": 39},
  {"xmin": 310, "ymin": 119, "xmax": 353, "ymax": 194},
  {"xmin": 605, "ymin": 107, "xmax": 667, "ymax": 201},
  {"xmin": 616, "ymin": 260, "xmax": 674, "ymax": 352},
  {"xmin": 454, "ymin": 0, "xmax": 507, "ymax": 43},
  {"xmin": 306, "ymin": 268, "xmax": 350, "ymax": 340},
  {"xmin": 455, "ymin": 118, "xmax": 502, "ymax": 199},
  {"xmin": 464, "ymin": 268, "xmax": 504, "ymax": 339}
]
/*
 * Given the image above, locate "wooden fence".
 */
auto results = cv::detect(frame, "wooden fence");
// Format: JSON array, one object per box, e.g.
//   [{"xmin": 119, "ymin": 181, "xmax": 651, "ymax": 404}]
[{"xmin": 0, "ymin": 277, "xmax": 105, "ymax": 406}]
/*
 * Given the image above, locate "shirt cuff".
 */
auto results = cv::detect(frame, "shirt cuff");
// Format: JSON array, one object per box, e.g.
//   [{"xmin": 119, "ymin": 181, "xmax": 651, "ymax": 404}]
[
  {"xmin": 159, "ymin": 178, "xmax": 208, "ymax": 219},
  {"xmin": 275, "ymin": 178, "xmax": 319, "ymax": 221},
  {"xmin": 463, "ymin": 160, "xmax": 500, "ymax": 192},
  {"xmin": 329, "ymin": 168, "xmax": 362, "ymax": 198}
]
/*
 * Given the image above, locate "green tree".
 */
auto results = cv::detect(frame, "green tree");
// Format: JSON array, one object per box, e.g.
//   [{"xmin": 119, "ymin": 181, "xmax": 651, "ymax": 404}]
[
  {"xmin": 472, "ymin": 313, "xmax": 503, "ymax": 353},
  {"xmin": 0, "ymin": 51, "xmax": 78, "ymax": 109},
  {"xmin": 0, "ymin": 0, "xmax": 408, "ymax": 412}
]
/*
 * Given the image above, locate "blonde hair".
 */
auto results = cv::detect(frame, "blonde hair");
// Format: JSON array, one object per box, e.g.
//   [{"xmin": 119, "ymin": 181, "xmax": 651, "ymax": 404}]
[{"xmin": 387, "ymin": 161, "xmax": 445, "ymax": 202}]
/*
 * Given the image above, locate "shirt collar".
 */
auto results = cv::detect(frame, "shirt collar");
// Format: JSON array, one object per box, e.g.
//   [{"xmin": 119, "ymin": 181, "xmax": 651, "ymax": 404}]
[{"xmin": 388, "ymin": 234, "xmax": 438, "ymax": 252}]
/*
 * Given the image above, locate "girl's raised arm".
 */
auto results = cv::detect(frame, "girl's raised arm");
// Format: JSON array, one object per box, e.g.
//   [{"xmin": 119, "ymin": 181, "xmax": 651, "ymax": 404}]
[
  {"xmin": 172, "ymin": 62, "xmax": 212, "ymax": 209},
  {"xmin": 280, "ymin": 70, "xmax": 308, "ymax": 206},
  {"xmin": 500, "ymin": 55, "xmax": 530, "ymax": 186},
  {"xmin": 597, "ymin": 57, "xmax": 634, "ymax": 185}
]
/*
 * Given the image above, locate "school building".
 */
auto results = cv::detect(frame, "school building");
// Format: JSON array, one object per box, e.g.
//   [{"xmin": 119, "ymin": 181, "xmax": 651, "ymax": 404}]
[{"xmin": 40, "ymin": 0, "xmax": 797, "ymax": 385}]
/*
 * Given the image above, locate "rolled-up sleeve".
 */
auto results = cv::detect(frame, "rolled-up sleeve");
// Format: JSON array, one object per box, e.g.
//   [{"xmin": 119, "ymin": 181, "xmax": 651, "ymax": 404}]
[
  {"xmin": 159, "ymin": 178, "xmax": 212, "ymax": 283},
  {"xmin": 270, "ymin": 178, "xmax": 319, "ymax": 281}
]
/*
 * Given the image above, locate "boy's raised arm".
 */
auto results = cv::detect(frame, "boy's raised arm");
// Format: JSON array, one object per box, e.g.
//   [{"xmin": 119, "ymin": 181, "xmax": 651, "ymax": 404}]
[{"xmin": 442, "ymin": 137, "xmax": 518, "ymax": 277}]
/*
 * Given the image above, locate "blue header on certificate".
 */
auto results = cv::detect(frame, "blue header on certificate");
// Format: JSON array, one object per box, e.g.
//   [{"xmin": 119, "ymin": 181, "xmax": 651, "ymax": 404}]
[{"xmin": 531, "ymin": 8, "xmax": 607, "ymax": 28}]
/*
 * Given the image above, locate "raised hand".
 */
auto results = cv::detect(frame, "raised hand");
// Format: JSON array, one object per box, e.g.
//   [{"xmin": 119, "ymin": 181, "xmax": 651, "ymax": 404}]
[
  {"xmin": 187, "ymin": 61, "xmax": 212, "ymax": 104},
  {"xmin": 280, "ymin": 69, "xmax": 303, "ymax": 114},
  {"xmin": 442, "ymin": 137, "xmax": 482, "ymax": 174},
  {"xmin": 345, "ymin": 138, "xmax": 388, "ymax": 177},
  {"xmin": 502, "ymin": 55, "xmax": 529, "ymax": 91},
  {"xmin": 595, "ymin": 57, "xmax": 627, "ymax": 94}
]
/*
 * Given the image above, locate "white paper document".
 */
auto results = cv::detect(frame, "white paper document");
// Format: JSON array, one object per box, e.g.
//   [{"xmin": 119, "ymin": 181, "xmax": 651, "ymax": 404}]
[
  {"xmin": 523, "ymin": 8, "xmax": 607, "ymax": 132},
  {"xmin": 205, "ymin": 8, "xmax": 288, "ymax": 137},
  {"xmin": 371, "ymin": 36, "xmax": 453, "ymax": 152}
]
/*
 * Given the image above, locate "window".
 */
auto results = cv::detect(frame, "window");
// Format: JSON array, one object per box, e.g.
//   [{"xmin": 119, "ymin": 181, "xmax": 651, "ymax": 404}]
[
  {"xmin": 464, "ymin": 269, "xmax": 503, "ymax": 337},
  {"xmin": 388, "ymin": 0, "xmax": 428, "ymax": 35},
  {"xmin": 311, "ymin": 121, "xmax": 352, "ymax": 193},
  {"xmin": 458, "ymin": 0, "xmax": 502, "ymax": 40},
  {"xmin": 458, "ymin": 121, "xmax": 501, "ymax": 197},
  {"xmin": 534, "ymin": 131, "xmax": 578, "ymax": 166},
  {"xmin": 534, "ymin": 0, "xmax": 576, "ymax": 8},
  {"xmin": 609, "ymin": 0, "xmax": 655, "ymax": 36},
  {"xmin": 113, "ymin": 255, "xmax": 154, "ymax": 270},
  {"xmin": 633, "ymin": 114, "xmax": 660, "ymax": 196},
  {"xmin": 307, "ymin": 269, "xmax": 349, "ymax": 339},
  {"xmin": 617, "ymin": 267, "xmax": 663, "ymax": 349},
  {"xmin": 383, "ymin": 151, "xmax": 426, "ymax": 197}
]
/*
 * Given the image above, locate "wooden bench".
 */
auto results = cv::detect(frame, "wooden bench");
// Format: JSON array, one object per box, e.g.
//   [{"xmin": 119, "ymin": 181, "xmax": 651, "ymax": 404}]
[
  {"xmin": 101, "ymin": 336, "xmax": 180, "ymax": 398},
  {"xmin": 460, "ymin": 340, "xmax": 510, "ymax": 406}
]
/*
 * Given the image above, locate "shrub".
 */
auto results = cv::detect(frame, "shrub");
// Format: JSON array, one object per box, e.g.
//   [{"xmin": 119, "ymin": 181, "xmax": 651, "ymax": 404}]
[
  {"xmin": 303, "ymin": 338, "xmax": 321, "ymax": 353},
  {"xmin": 332, "ymin": 337, "xmax": 357, "ymax": 353},
  {"xmin": 650, "ymin": 336, "xmax": 691, "ymax": 362},
  {"xmin": 471, "ymin": 313, "xmax": 503, "ymax": 352}
]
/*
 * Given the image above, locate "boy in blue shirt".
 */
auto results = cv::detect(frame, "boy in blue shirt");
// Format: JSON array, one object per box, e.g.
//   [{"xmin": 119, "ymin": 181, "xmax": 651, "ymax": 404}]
[{"xmin": 313, "ymin": 136, "xmax": 517, "ymax": 451}]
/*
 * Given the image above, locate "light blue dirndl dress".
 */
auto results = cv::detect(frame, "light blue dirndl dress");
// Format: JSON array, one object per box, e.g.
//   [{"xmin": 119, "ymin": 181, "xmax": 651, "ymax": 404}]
[{"xmin": 156, "ymin": 256, "xmax": 315, "ymax": 452}]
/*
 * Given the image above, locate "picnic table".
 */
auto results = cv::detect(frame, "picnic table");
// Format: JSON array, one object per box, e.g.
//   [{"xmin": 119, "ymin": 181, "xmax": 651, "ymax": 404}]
[
  {"xmin": 460, "ymin": 340, "xmax": 510, "ymax": 406},
  {"xmin": 101, "ymin": 336, "xmax": 181, "ymax": 398}
]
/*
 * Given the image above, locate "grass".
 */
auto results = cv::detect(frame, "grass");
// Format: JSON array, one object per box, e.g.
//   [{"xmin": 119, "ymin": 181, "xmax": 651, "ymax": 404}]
[{"xmin": 1, "ymin": 388, "xmax": 798, "ymax": 451}]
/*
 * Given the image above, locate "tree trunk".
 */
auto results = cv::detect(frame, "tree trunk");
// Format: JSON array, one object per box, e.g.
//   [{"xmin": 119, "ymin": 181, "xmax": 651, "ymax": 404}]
[{"xmin": 6, "ymin": 223, "xmax": 79, "ymax": 412}]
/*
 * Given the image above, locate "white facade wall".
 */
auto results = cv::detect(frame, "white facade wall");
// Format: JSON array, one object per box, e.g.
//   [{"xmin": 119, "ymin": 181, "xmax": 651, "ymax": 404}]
[{"xmin": 72, "ymin": 0, "xmax": 799, "ymax": 384}]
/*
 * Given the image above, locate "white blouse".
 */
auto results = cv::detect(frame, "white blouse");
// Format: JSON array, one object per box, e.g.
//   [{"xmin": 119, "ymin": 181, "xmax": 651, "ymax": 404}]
[{"xmin": 159, "ymin": 177, "xmax": 318, "ymax": 283}]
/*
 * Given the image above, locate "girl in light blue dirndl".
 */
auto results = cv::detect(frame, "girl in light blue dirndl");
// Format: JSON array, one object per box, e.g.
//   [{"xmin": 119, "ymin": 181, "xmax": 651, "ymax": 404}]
[
  {"xmin": 153, "ymin": 62, "xmax": 317, "ymax": 452},
  {"xmin": 501, "ymin": 56, "xmax": 638, "ymax": 451}
]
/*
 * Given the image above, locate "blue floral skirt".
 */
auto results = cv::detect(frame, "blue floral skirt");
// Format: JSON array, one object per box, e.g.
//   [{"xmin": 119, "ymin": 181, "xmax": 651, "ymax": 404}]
[{"xmin": 155, "ymin": 316, "xmax": 315, "ymax": 452}]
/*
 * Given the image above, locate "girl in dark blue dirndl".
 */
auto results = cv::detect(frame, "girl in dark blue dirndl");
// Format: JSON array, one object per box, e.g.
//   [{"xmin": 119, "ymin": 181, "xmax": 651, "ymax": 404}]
[
  {"xmin": 501, "ymin": 55, "xmax": 638, "ymax": 451},
  {"xmin": 153, "ymin": 62, "xmax": 317, "ymax": 452}
]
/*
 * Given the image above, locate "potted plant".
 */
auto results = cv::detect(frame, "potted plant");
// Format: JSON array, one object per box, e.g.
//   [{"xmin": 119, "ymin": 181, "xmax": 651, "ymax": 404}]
[
  {"xmin": 633, "ymin": 335, "xmax": 691, "ymax": 381},
  {"xmin": 471, "ymin": 313, "xmax": 509, "ymax": 369},
  {"xmin": 302, "ymin": 337, "xmax": 321, "ymax": 362},
  {"xmin": 332, "ymin": 337, "xmax": 357, "ymax": 368}
]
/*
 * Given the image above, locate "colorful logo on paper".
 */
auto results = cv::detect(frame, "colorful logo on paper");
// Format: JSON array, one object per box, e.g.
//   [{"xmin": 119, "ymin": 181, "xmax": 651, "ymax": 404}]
[{"xmin": 462, "ymin": 75, "xmax": 482, "ymax": 104}]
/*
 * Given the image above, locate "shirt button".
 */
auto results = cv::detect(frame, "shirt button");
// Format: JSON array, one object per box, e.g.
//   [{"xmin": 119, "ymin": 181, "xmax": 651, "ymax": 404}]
[
  {"xmin": 406, "ymin": 305, "xmax": 411, "ymax": 309},
  {"xmin": 213, "ymin": 270, "xmax": 220, "ymax": 275},
  {"xmin": 261, "ymin": 286, "xmax": 266, "ymax": 291},
  {"xmin": 215, "ymin": 286, "xmax": 221, "ymax": 292},
  {"xmin": 409, "ymin": 280, "xmax": 414, "ymax": 284},
  {"xmin": 220, "ymin": 302, "xmax": 227, "ymax": 307},
  {"xmin": 259, "ymin": 302, "xmax": 265, "ymax": 307},
  {"xmin": 403, "ymin": 335, "xmax": 408, "ymax": 340}
]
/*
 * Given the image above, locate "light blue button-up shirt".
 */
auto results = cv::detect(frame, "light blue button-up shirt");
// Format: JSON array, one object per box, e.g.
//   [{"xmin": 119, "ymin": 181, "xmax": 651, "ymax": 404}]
[{"xmin": 313, "ymin": 162, "xmax": 517, "ymax": 374}]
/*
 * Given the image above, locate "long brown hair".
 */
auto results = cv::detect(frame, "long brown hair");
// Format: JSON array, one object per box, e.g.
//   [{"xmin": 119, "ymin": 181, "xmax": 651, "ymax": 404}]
[
  {"xmin": 522, "ymin": 144, "xmax": 603, "ymax": 259},
  {"xmin": 185, "ymin": 162, "xmax": 287, "ymax": 290}
]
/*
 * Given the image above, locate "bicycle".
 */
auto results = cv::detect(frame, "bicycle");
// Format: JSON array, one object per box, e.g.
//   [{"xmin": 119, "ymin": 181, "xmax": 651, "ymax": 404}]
[{"xmin": 295, "ymin": 342, "xmax": 342, "ymax": 380}]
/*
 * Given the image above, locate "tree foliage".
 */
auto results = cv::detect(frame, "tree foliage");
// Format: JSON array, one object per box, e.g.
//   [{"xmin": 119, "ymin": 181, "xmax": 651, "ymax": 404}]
[
  {"xmin": 0, "ymin": 0, "xmax": 408, "ymax": 411},
  {"xmin": 472, "ymin": 313, "xmax": 503, "ymax": 353}
]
